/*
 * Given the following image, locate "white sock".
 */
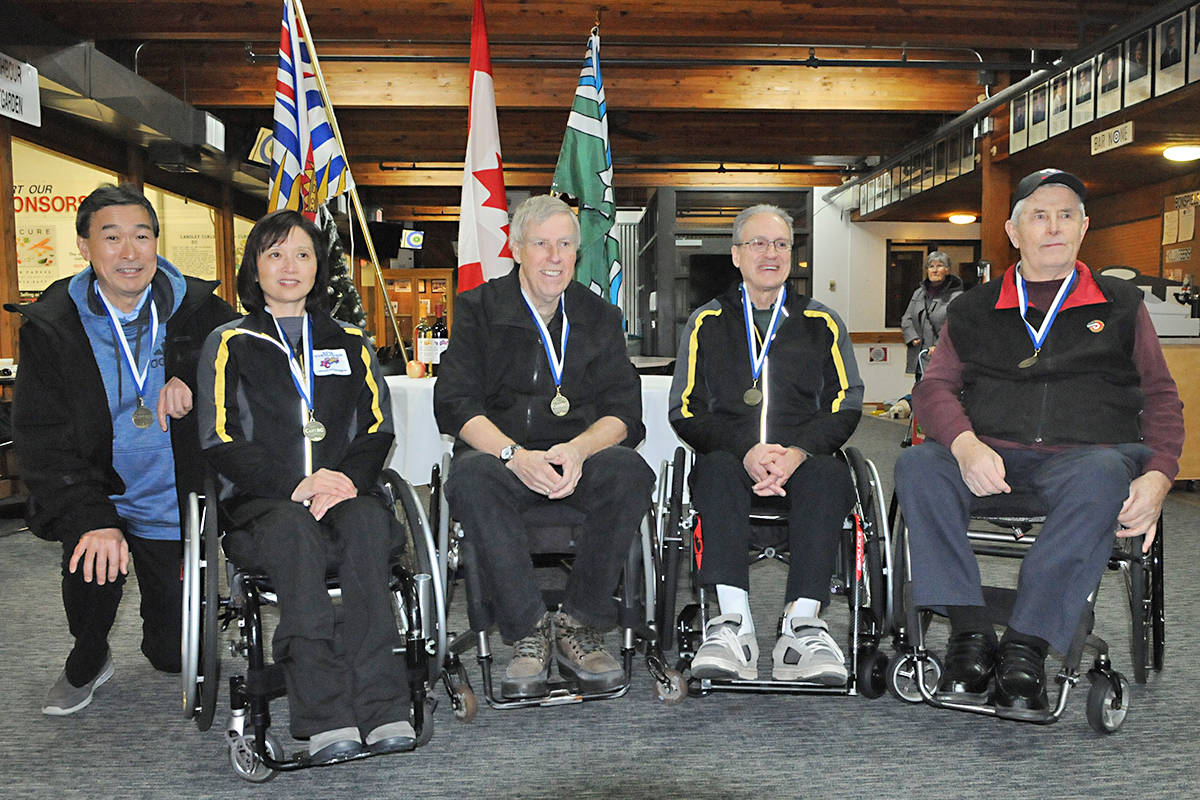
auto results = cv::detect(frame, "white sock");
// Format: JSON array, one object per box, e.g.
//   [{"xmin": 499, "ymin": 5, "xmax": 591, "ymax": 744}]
[
  {"xmin": 783, "ymin": 598, "xmax": 821, "ymax": 630},
  {"xmin": 716, "ymin": 584, "xmax": 754, "ymax": 635}
]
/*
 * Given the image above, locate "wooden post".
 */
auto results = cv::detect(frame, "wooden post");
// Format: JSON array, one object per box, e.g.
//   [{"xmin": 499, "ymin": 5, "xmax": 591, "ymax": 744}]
[
  {"xmin": 214, "ymin": 183, "xmax": 237, "ymax": 304},
  {"xmin": 0, "ymin": 119, "xmax": 20, "ymax": 359},
  {"xmin": 979, "ymin": 132, "xmax": 1012, "ymax": 275}
]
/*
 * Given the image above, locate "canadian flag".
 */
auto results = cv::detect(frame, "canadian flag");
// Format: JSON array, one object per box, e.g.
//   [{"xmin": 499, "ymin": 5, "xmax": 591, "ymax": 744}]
[{"xmin": 457, "ymin": 0, "xmax": 513, "ymax": 293}]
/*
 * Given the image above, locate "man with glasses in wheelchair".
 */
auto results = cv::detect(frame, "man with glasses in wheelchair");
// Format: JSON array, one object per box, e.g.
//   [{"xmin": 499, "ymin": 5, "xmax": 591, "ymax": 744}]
[
  {"xmin": 894, "ymin": 169, "xmax": 1183, "ymax": 716},
  {"xmin": 434, "ymin": 195, "xmax": 655, "ymax": 700},
  {"xmin": 668, "ymin": 204, "xmax": 864, "ymax": 683}
]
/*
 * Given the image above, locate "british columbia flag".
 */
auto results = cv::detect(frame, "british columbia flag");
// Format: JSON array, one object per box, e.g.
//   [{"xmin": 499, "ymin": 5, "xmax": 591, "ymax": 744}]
[{"xmin": 268, "ymin": 0, "xmax": 352, "ymax": 219}]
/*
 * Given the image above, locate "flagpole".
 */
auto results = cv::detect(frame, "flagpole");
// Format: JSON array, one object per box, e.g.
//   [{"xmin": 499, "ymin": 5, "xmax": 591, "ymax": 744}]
[{"xmin": 291, "ymin": 0, "xmax": 408, "ymax": 361}]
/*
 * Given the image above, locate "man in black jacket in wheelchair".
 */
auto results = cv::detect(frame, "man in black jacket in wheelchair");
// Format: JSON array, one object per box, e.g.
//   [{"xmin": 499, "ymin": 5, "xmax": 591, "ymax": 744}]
[
  {"xmin": 435, "ymin": 195, "xmax": 655, "ymax": 699},
  {"xmin": 668, "ymin": 204, "xmax": 865, "ymax": 684},
  {"xmin": 895, "ymin": 169, "xmax": 1183, "ymax": 716}
]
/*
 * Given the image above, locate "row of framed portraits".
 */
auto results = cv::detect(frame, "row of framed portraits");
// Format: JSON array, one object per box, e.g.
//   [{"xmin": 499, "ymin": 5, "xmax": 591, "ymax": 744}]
[
  {"xmin": 859, "ymin": 128, "xmax": 976, "ymax": 215},
  {"xmin": 1011, "ymin": 7, "xmax": 1200, "ymax": 152}
]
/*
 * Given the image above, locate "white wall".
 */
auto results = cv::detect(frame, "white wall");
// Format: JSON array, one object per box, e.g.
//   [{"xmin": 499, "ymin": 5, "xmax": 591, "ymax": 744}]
[{"xmin": 810, "ymin": 187, "xmax": 981, "ymax": 404}]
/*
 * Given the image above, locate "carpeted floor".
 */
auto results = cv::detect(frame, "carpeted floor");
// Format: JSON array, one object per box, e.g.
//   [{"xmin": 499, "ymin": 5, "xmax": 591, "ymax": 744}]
[{"xmin": 2, "ymin": 415, "xmax": 1198, "ymax": 799}]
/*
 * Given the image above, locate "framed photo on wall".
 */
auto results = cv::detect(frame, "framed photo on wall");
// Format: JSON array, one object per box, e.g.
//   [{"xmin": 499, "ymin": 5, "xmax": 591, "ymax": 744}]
[
  {"xmin": 1190, "ymin": 4, "xmax": 1200, "ymax": 83},
  {"xmin": 1156, "ymin": 12, "xmax": 1186, "ymax": 95},
  {"xmin": 1027, "ymin": 83, "xmax": 1048, "ymax": 145},
  {"xmin": 1096, "ymin": 46, "xmax": 1122, "ymax": 118},
  {"xmin": 1048, "ymin": 73, "xmax": 1070, "ymax": 136},
  {"xmin": 1009, "ymin": 94, "xmax": 1028, "ymax": 153},
  {"xmin": 1072, "ymin": 61, "xmax": 1094, "ymax": 127},
  {"xmin": 1125, "ymin": 30, "xmax": 1152, "ymax": 105}
]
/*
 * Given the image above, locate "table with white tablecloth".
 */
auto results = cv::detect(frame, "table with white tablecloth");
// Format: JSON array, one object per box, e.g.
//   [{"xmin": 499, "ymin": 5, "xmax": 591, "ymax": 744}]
[{"xmin": 384, "ymin": 374, "xmax": 685, "ymax": 485}]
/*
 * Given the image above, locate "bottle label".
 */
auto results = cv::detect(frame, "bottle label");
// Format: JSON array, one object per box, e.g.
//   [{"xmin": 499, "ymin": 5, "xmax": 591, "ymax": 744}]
[
  {"xmin": 429, "ymin": 337, "xmax": 449, "ymax": 363},
  {"xmin": 416, "ymin": 338, "xmax": 438, "ymax": 362}
]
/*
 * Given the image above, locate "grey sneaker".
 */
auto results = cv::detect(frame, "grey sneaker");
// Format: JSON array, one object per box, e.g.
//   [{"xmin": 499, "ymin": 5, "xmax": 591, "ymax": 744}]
[
  {"xmin": 553, "ymin": 611, "xmax": 624, "ymax": 692},
  {"xmin": 501, "ymin": 612, "xmax": 552, "ymax": 698},
  {"xmin": 365, "ymin": 720, "xmax": 416, "ymax": 755},
  {"xmin": 43, "ymin": 653, "xmax": 115, "ymax": 716},
  {"xmin": 772, "ymin": 617, "xmax": 848, "ymax": 685},
  {"xmin": 308, "ymin": 726, "xmax": 364, "ymax": 763},
  {"xmin": 691, "ymin": 614, "xmax": 759, "ymax": 680}
]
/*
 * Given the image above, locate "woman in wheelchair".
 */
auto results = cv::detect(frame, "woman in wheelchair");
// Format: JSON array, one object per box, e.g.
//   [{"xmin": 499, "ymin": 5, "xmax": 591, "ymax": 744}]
[{"xmin": 196, "ymin": 210, "xmax": 412, "ymax": 764}]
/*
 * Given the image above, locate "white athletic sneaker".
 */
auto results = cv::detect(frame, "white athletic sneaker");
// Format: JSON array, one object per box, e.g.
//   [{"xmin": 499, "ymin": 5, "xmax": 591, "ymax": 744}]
[
  {"xmin": 772, "ymin": 617, "xmax": 848, "ymax": 685},
  {"xmin": 690, "ymin": 614, "xmax": 758, "ymax": 680}
]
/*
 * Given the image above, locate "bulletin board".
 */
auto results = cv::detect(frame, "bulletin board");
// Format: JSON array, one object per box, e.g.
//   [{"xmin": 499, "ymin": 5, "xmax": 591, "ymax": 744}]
[{"xmin": 1162, "ymin": 189, "xmax": 1200, "ymax": 283}]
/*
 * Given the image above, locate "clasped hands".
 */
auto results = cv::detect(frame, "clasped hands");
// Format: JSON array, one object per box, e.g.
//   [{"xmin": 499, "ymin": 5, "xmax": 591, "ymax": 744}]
[
  {"xmin": 743, "ymin": 442, "xmax": 806, "ymax": 497},
  {"xmin": 506, "ymin": 441, "xmax": 585, "ymax": 500}
]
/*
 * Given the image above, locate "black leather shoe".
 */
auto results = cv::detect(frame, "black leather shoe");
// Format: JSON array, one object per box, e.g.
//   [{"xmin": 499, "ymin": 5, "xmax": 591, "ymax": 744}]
[
  {"xmin": 936, "ymin": 631, "xmax": 996, "ymax": 704},
  {"xmin": 994, "ymin": 640, "xmax": 1049, "ymax": 720}
]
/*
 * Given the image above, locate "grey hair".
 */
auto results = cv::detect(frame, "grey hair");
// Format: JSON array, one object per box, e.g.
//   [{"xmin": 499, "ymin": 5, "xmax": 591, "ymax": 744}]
[
  {"xmin": 1010, "ymin": 195, "xmax": 1086, "ymax": 224},
  {"xmin": 509, "ymin": 194, "xmax": 581, "ymax": 250},
  {"xmin": 926, "ymin": 250, "xmax": 951, "ymax": 269},
  {"xmin": 732, "ymin": 204, "xmax": 794, "ymax": 244}
]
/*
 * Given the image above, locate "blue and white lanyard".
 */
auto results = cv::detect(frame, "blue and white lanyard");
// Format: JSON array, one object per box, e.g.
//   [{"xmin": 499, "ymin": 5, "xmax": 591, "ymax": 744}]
[
  {"xmin": 521, "ymin": 290, "xmax": 569, "ymax": 392},
  {"xmin": 1015, "ymin": 265, "xmax": 1076, "ymax": 358},
  {"xmin": 96, "ymin": 284, "xmax": 158, "ymax": 407},
  {"xmin": 267, "ymin": 311, "xmax": 316, "ymax": 417},
  {"xmin": 741, "ymin": 283, "xmax": 786, "ymax": 384}
]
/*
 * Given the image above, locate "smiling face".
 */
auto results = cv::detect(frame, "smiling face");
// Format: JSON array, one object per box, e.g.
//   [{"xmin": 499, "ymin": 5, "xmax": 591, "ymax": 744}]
[
  {"xmin": 515, "ymin": 211, "xmax": 578, "ymax": 317},
  {"xmin": 255, "ymin": 225, "xmax": 318, "ymax": 317},
  {"xmin": 732, "ymin": 211, "xmax": 792, "ymax": 307},
  {"xmin": 1004, "ymin": 184, "xmax": 1089, "ymax": 281},
  {"xmin": 77, "ymin": 204, "xmax": 159, "ymax": 313}
]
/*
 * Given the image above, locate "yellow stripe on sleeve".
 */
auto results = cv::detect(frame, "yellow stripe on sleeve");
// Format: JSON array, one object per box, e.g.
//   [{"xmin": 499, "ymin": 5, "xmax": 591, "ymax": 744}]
[
  {"xmin": 356, "ymin": 334, "xmax": 385, "ymax": 433},
  {"xmin": 212, "ymin": 328, "xmax": 240, "ymax": 443},
  {"xmin": 679, "ymin": 308, "xmax": 721, "ymax": 418},
  {"xmin": 803, "ymin": 309, "xmax": 850, "ymax": 412}
]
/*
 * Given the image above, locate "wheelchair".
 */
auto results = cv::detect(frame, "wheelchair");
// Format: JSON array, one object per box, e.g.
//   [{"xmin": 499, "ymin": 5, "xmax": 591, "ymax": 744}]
[
  {"xmin": 887, "ymin": 488, "xmax": 1164, "ymax": 734},
  {"xmin": 429, "ymin": 452, "xmax": 658, "ymax": 716},
  {"xmin": 646, "ymin": 445, "xmax": 894, "ymax": 702},
  {"xmin": 181, "ymin": 469, "xmax": 447, "ymax": 782}
]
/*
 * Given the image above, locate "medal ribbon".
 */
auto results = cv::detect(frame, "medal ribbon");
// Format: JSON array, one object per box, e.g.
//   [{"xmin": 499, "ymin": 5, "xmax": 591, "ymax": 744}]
[
  {"xmin": 267, "ymin": 311, "xmax": 316, "ymax": 417},
  {"xmin": 96, "ymin": 283, "xmax": 158, "ymax": 408},
  {"xmin": 520, "ymin": 290, "xmax": 569, "ymax": 393},
  {"xmin": 1014, "ymin": 265, "xmax": 1076, "ymax": 356},
  {"xmin": 741, "ymin": 283, "xmax": 787, "ymax": 384}
]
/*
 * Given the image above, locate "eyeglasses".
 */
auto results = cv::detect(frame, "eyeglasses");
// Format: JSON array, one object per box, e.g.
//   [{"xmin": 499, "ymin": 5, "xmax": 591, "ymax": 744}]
[{"xmin": 735, "ymin": 237, "xmax": 792, "ymax": 254}]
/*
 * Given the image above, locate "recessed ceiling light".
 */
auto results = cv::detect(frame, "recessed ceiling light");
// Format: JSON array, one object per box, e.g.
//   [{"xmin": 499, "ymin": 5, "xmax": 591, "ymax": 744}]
[
  {"xmin": 948, "ymin": 213, "xmax": 977, "ymax": 225},
  {"xmin": 1163, "ymin": 145, "xmax": 1200, "ymax": 162}
]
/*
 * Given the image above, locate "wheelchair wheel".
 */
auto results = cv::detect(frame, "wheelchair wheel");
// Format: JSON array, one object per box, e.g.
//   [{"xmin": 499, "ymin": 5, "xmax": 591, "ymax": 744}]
[
  {"xmin": 181, "ymin": 490, "xmax": 221, "ymax": 732},
  {"xmin": 886, "ymin": 651, "xmax": 942, "ymax": 704},
  {"xmin": 1086, "ymin": 671, "xmax": 1130, "ymax": 734},
  {"xmin": 843, "ymin": 447, "xmax": 889, "ymax": 636},
  {"xmin": 1128, "ymin": 554, "xmax": 1150, "ymax": 685},
  {"xmin": 655, "ymin": 447, "xmax": 687, "ymax": 652},
  {"xmin": 228, "ymin": 729, "xmax": 282, "ymax": 783},
  {"xmin": 856, "ymin": 648, "xmax": 888, "ymax": 699},
  {"xmin": 1150, "ymin": 530, "xmax": 1165, "ymax": 672},
  {"xmin": 653, "ymin": 667, "xmax": 688, "ymax": 705}
]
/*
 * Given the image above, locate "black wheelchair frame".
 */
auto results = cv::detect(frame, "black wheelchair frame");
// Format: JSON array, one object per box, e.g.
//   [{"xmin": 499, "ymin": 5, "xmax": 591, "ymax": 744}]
[
  {"xmin": 428, "ymin": 453, "xmax": 658, "ymax": 717},
  {"xmin": 645, "ymin": 445, "xmax": 895, "ymax": 702},
  {"xmin": 181, "ymin": 469, "xmax": 447, "ymax": 782},
  {"xmin": 886, "ymin": 489, "xmax": 1164, "ymax": 734}
]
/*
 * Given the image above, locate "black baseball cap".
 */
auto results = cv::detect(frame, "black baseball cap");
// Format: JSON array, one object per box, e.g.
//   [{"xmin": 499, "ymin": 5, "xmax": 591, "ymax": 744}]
[{"xmin": 1012, "ymin": 168, "xmax": 1087, "ymax": 210}]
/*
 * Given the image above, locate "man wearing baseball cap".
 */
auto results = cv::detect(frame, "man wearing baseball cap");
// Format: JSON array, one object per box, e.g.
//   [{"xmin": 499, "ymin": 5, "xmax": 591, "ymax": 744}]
[{"xmin": 894, "ymin": 168, "xmax": 1183, "ymax": 718}]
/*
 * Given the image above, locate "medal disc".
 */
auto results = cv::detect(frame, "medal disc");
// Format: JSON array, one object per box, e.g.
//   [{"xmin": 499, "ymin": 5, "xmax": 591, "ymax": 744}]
[
  {"xmin": 743, "ymin": 387, "xmax": 763, "ymax": 406},
  {"xmin": 303, "ymin": 418, "xmax": 327, "ymax": 442},
  {"xmin": 1017, "ymin": 354, "xmax": 1039, "ymax": 369},
  {"xmin": 132, "ymin": 404, "xmax": 154, "ymax": 429},
  {"xmin": 550, "ymin": 393, "xmax": 571, "ymax": 417}
]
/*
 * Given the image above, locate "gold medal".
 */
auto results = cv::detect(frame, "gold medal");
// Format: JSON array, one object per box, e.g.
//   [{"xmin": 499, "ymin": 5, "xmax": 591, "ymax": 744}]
[
  {"xmin": 303, "ymin": 415, "xmax": 327, "ymax": 442},
  {"xmin": 743, "ymin": 386, "xmax": 763, "ymax": 406},
  {"xmin": 132, "ymin": 401, "xmax": 154, "ymax": 429},
  {"xmin": 1018, "ymin": 352, "xmax": 1040, "ymax": 369},
  {"xmin": 550, "ymin": 391, "xmax": 570, "ymax": 417}
]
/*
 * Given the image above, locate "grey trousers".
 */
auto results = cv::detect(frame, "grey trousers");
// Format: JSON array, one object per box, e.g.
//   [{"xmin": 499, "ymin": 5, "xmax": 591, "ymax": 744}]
[{"xmin": 894, "ymin": 440, "xmax": 1148, "ymax": 652}]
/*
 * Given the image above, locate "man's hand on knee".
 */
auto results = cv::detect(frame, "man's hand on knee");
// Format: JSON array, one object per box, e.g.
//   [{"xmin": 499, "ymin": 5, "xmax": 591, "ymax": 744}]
[
  {"xmin": 950, "ymin": 431, "xmax": 1011, "ymax": 497},
  {"xmin": 70, "ymin": 527, "xmax": 129, "ymax": 585},
  {"xmin": 1117, "ymin": 470, "xmax": 1171, "ymax": 552},
  {"xmin": 545, "ymin": 441, "xmax": 584, "ymax": 500}
]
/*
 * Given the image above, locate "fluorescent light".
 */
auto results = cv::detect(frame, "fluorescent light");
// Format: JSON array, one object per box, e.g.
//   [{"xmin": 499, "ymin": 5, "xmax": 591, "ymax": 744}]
[
  {"xmin": 948, "ymin": 213, "xmax": 977, "ymax": 225},
  {"xmin": 1163, "ymin": 145, "xmax": 1200, "ymax": 162}
]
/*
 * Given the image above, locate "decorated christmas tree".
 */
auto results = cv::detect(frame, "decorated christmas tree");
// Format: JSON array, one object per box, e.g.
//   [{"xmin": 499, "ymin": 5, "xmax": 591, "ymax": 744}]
[{"xmin": 320, "ymin": 208, "xmax": 368, "ymax": 332}]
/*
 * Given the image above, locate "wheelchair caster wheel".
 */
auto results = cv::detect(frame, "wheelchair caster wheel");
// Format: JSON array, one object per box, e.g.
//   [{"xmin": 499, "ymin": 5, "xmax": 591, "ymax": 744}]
[
  {"xmin": 415, "ymin": 696, "xmax": 436, "ymax": 747},
  {"xmin": 856, "ymin": 648, "xmax": 889, "ymax": 699},
  {"xmin": 229, "ymin": 730, "xmax": 282, "ymax": 783},
  {"xmin": 654, "ymin": 668, "xmax": 687, "ymax": 705},
  {"xmin": 1086, "ymin": 671, "xmax": 1130, "ymax": 734},
  {"xmin": 886, "ymin": 652, "xmax": 942, "ymax": 704},
  {"xmin": 452, "ymin": 685, "xmax": 478, "ymax": 722}
]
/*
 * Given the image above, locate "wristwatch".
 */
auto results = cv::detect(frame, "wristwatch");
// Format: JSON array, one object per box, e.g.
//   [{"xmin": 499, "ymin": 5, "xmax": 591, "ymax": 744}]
[{"xmin": 500, "ymin": 443, "xmax": 523, "ymax": 464}]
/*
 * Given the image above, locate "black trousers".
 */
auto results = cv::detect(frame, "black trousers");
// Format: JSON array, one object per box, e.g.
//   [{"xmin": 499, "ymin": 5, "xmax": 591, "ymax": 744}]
[
  {"xmin": 226, "ymin": 495, "xmax": 409, "ymax": 739},
  {"xmin": 691, "ymin": 451, "xmax": 855, "ymax": 605},
  {"xmin": 60, "ymin": 529, "xmax": 182, "ymax": 686},
  {"xmin": 445, "ymin": 446, "xmax": 655, "ymax": 642}
]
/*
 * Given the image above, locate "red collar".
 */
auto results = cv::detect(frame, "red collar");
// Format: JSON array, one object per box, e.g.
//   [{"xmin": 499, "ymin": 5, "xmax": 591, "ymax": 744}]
[{"xmin": 994, "ymin": 261, "xmax": 1106, "ymax": 310}]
